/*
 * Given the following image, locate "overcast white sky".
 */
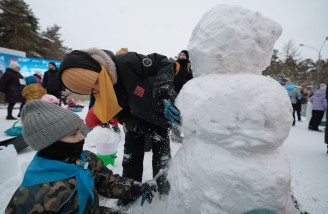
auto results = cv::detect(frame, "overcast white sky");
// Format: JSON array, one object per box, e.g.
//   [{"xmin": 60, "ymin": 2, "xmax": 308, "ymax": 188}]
[{"xmin": 24, "ymin": 0, "xmax": 328, "ymax": 61}]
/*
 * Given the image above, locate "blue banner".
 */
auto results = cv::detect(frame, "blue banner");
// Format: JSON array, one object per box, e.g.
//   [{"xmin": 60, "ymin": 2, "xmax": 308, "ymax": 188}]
[{"xmin": 0, "ymin": 52, "xmax": 61, "ymax": 77}]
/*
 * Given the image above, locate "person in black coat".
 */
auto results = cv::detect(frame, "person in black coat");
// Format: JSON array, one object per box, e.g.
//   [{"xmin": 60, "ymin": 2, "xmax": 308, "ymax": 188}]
[
  {"xmin": 171, "ymin": 50, "xmax": 193, "ymax": 142},
  {"xmin": 0, "ymin": 61, "xmax": 26, "ymax": 120},
  {"xmin": 58, "ymin": 48, "xmax": 181, "ymax": 202},
  {"xmin": 173, "ymin": 50, "xmax": 193, "ymax": 94},
  {"xmin": 42, "ymin": 62, "xmax": 65, "ymax": 105}
]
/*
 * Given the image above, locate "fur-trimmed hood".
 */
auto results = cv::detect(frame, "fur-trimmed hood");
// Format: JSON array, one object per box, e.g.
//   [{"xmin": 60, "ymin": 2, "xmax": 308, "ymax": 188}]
[{"xmin": 82, "ymin": 48, "xmax": 118, "ymax": 84}]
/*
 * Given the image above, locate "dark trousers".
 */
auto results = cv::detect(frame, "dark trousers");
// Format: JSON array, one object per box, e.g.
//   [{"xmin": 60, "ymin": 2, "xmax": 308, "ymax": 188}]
[
  {"xmin": 295, "ymin": 101, "xmax": 302, "ymax": 121},
  {"xmin": 308, "ymin": 110, "xmax": 325, "ymax": 131},
  {"xmin": 7, "ymin": 102, "xmax": 25, "ymax": 116},
  {"xmin": 325, "ymin": 110, "xmax": 328, "ymax": 144},
  {"xmin": 122, "ymin": 125, "xmax": 171, "ymax": 194},
  {"xmin": 291, "ymin": 103, "xmax": 297, "ymax": 125}
]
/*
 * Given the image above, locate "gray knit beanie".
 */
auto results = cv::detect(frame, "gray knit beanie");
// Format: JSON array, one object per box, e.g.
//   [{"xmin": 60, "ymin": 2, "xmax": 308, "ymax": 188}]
[{"xmin": 21, "ymin": 100, "xmax": 82, "ymax": 151}]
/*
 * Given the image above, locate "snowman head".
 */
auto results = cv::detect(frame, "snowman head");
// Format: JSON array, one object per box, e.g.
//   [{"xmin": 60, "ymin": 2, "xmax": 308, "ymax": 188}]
[{"xmin": 188, "ymin": 4, "xmax": 282, "ymax": 76}]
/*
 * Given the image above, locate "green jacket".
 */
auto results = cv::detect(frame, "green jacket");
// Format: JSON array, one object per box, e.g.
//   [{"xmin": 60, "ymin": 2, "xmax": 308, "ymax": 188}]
[{"xmin": 6, "ymin": 151, "xmax": 135, "ymax": 214}]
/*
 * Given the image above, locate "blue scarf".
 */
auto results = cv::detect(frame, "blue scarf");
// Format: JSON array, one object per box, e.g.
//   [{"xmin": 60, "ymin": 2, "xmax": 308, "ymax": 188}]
[{"xmin": 21, "ymin": 151, "xmax": 94, "ymax": 214}]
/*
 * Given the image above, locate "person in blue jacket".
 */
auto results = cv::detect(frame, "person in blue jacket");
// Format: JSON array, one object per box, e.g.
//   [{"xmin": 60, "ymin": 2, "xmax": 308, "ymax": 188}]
[{"xmin": 285, "ymin": 79, "xmax": 301, "ymax": 126}]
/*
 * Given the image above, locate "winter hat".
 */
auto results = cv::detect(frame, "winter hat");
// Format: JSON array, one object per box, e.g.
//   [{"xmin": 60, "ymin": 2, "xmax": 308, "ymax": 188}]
[
  {"xmin": 59, "ymin": 50, "xmax": 102, "ymax": 73},
  {"xmin": 115, "ymin": 48, "xmax": 128, "ymax": 56},
  {"xmin": 180, "ymin": 50, "xmax": 189, "ymax": 59},
  {"xmin": 61, "ymin": 67, "xmax": 99, "ymax": 94},
  {"xmin": 25, "ymin": 76, "xmax": 37, "ymax": 85},
  {"xmin": 48, "ymin": 62, "xmax": 58, "ymax": 69},
  {"xmin": 41, "ymin": 94, "xmax": 60, "ymax": 105},
  {"xmin": 34, "ymin": 70, "xmax": 43, "ymax": 77},
  {"xmin": 9, "ymin": 61, "xmax": 20, "ymax": 69},
  {"xmin": 59, "ymin": 48, "xmax": 118, "ymax": 94},
  {"xmin": 59, "ymin": 50, "xmax": 101, "ymax": 94},
  {"xmin": 21, "ymin": 100, "xmax": 82, "ymax": 151}
]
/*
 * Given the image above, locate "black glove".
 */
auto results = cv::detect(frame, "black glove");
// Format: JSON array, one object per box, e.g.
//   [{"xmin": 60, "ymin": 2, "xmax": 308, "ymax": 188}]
[{"xmin": 131, "ymin": 182, "xmax": 157, "ymax": 202}]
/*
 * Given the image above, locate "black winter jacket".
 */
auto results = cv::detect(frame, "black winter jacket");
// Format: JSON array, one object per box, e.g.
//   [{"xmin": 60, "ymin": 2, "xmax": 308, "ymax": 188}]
[
  {"xmin": 112, "ymin": 52, "xmax": 176, "ymax": 131},
  {"xmin": 173, "ymin": 60, "xmax": 193, "ymax": 93},
  {"xmin": 42, "ymin": 69, "xmax": 64, "ymax": 91},
  {"xmin": 0, "ymin": 68, "xmax": 25, "ymax": 103}
]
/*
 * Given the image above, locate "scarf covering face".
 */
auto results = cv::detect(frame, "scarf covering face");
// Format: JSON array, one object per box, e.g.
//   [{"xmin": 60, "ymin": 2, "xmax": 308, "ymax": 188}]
[
  {"xmin": 21, "ymin": 151, "xmax": 94, "ymax": 214},
  {"xmin": 37, "ymin": 139, "xmax": 85, "ymax": 160},
  {"xmin": 177, "ymin": 58, "xmax": 190, "ymax": 66},
  {"xmin": 93, "ymin": 65, "xmax": 122, "ymax": 123}
]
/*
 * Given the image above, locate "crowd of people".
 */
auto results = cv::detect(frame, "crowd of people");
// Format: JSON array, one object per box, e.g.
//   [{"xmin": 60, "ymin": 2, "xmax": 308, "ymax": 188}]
[
  {"xmin": 282, "ymin": 79, "xmax": 328, "ymax": 154},
  {"xmin": 282, "ymin": 79, "xmax": 327, "ymax": 132},
  {"xmin": 0, "ymin": 61, "xmax": 65, "ymax": 120}
]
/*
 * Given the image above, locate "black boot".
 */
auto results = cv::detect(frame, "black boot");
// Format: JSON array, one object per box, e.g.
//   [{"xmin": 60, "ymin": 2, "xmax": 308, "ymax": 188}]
[{"xmin": 6, "ymin": 115, "xmax": 17, "ymax": 120}]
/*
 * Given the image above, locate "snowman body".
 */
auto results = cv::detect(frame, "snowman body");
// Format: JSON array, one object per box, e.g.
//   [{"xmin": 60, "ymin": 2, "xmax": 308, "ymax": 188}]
[{"xmin": 128, "ymin": 4, "xmax": 298, "ymax": 214}]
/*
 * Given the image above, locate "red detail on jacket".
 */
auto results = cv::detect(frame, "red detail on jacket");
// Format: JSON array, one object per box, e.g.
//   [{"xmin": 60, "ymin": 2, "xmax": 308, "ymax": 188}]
[{"xmin": 133, "ymin": 86, "xmax": 145, "ymax": 97}]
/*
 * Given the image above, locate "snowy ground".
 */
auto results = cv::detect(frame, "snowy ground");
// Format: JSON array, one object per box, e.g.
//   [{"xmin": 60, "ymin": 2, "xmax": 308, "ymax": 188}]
[{"xmin": 0, "ymin": 103, "xmax": 327, "ymax": 214}]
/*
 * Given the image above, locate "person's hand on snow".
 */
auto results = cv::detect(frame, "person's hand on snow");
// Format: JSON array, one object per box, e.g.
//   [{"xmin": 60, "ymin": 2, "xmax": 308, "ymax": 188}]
[
  {"xmin": 131, "ymin": 181, "xmax": 157, "ymax": 204},
  {"xmin": 163, "ymin": 100, "xmax": 181, "ymax": 126}
]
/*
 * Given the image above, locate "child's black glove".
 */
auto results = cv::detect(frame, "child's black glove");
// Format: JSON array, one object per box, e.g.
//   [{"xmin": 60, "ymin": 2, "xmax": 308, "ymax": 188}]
[{"xmin": 131, "ymin": 181, "xmax": 157, "ymax": 203}]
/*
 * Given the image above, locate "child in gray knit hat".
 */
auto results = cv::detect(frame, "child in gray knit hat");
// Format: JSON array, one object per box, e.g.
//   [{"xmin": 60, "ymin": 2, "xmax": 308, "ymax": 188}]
[{"xmin": 6, "ymin": 100, "xmax": 156, "ymax": 214}]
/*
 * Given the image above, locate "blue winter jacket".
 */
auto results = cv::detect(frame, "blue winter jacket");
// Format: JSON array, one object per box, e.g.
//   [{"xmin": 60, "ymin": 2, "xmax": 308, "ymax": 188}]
[{"xmin": 285, "ymin": 84, "xmax": 301, "ymax": 104}]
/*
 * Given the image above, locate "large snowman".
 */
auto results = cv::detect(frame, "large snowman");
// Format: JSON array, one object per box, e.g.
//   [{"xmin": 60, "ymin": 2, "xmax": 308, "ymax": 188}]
[{"xmin": 128, "ymin": 4, "xmax": 298, "ymax": 214}]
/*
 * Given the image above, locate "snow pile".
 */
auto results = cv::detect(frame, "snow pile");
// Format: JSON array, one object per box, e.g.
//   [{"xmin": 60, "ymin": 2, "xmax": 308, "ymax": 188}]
[
  {"xmin": 85, "ymin": 126, "xmax": 121, "ymax": 154},
  {"xmin": 129, "ymin": 4, "xmax": 297, "ymax": 214},
  {"xmin": 0, "ymin": 145, "xmax": 18, "ymax": 183}
]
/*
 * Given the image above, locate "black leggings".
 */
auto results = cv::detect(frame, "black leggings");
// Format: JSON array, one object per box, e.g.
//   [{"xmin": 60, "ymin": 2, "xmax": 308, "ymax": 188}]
[{"xmin": 7, "ymin": 102, "xmax": 25, "ymax": 116}]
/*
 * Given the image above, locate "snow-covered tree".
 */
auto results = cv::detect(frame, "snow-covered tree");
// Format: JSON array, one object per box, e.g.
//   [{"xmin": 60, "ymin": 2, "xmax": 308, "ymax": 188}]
[
  {"xmin": 0, "ymin": 0, "xmax": 40, "ymax": 57},
  {"xmin": 39, "ymin": 24, "xmax": 71, "ymax": 60}
]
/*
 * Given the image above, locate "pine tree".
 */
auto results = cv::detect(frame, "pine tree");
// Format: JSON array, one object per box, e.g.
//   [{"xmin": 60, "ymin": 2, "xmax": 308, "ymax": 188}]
[
  {"xmin": 319, "ymin": 59, "xmax": 328, "ymax": 85},
  {"xmin": 296, "ymin": 58, "xmax": 316, "ymax": 88},
  {"xmin": 281, "ymin": 40, "xmax": 301, "ymax": 84},
  {"xmin": 0, "ymin": 0, "xmax": 41, "ymax": 57},
  {"xmin": 39, "ymin": 24, "xmax": 71, "ymax": 60},
  {"xmin": 262, "ymin": 49, "xmax": 284, "ymax": 79}
]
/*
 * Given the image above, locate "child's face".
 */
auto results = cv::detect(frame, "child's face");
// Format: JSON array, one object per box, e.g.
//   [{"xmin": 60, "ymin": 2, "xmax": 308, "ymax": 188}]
[{"xmin": 60, "ymin": 130, "xmax": 85, "ymax": 143}]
